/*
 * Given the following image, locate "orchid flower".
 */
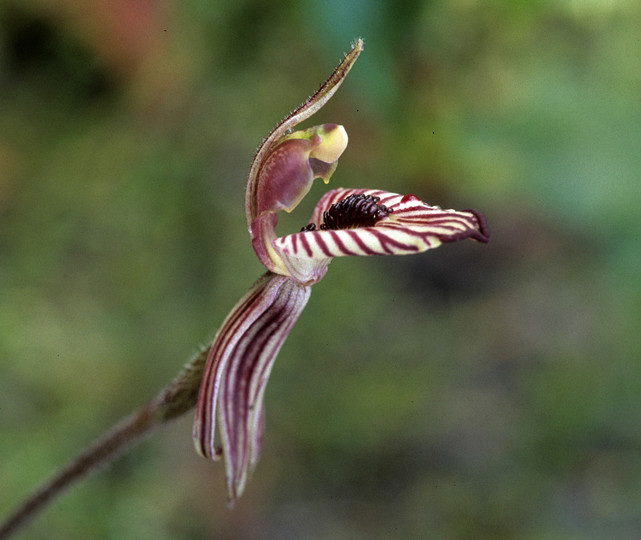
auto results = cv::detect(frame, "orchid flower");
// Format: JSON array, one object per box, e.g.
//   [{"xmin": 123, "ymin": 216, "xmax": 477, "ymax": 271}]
[{"xmin": 193, "ymin": 39, "xmax": 489, "ymax": 502}]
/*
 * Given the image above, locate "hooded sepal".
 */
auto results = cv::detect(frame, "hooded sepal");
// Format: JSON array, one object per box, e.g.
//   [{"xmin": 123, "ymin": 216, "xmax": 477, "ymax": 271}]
[
  {"xmin": 245, "ymin": 40, "xmax": 363, "ymax": 275},
  {"xmin": 253, "ymin": 124, "xmax": 348, "ymax": 218},
  {"xmin": 248, "ymin": 124, "xmax": 348, "ymax": 275}
]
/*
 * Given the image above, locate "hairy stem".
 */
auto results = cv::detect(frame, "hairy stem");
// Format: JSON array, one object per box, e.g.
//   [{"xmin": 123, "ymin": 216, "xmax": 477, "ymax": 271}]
[{"xmin": 0, "ymin": 346, "xmax": 209, "ymax": 539}]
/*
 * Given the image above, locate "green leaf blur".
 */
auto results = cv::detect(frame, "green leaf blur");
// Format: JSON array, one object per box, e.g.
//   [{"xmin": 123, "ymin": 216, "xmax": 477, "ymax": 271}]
[{"xmin": 2, "ymin": 1, "xmax": 640, "ymax": 538}]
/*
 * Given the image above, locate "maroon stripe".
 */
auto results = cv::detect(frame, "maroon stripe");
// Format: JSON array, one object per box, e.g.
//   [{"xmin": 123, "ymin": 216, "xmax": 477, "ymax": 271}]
[
  {"xmin": 215, "ymin": 280, "xmax": 309, "ymax": 497},
  {"xmin": 248, "ymin": 290, "xmax": 299, "ymax": 404},
  {"xmin": 423, "ymin": 213, "xmax": 475, "ymax": 223},
  {"xmin": 248, "ymin": 285, "xmax": 308, "ymax": 411},
  {"xmin": 194, "ymin": 276, "xmax": 283, "ymax": 458},
  {"xmin": 313, "ymin": 232, "xmax": 333, "ymax": 257},
  {"xmin": 384, "ymin": 226, "xmax": 438, "ymax": 248},
  {"xmin": 329, "ymin": 230, "xmax": 357, "ymax": 255},
  {"xmin": 370, "ymin": 228, "xmax": 419, "ymax": 253},
  {"xmin": 396, "ymin": 214, "xmax": 476, "ymax": 228},
  {"xmin": 394, "ymin": 215, "xmax": 485, "ymax": 244},
  {"xmin": 299, "ymin": 232, "xmax": 313, "ymax": 257},
  {"xmin": 346, "ymin": 229, "xmax": 378, "ymax": 255},
  {"xmin": 377, "ymin": 193, "xmax": 397, "ymax": 206},
  {"xmin": 382, "ymin": 219, "xmax": 477, "ymax": 246},
  {"xmin": 206, "ymin": 293, "xmax": 266, "ymax": 438},
  {"xmin": 220, "ymin": 289, "xmax": 293, "ymax": 484},
  {"xmin": 218, "ymin": 286, "xmax": 292, "ymax": 486},
  {"xmin": 195, "ymin": 286, "xmax": 264, "ymax": 455},
  {"xmin": 368, "ymin": 229, "xmax": 396, "ymax": 254}
]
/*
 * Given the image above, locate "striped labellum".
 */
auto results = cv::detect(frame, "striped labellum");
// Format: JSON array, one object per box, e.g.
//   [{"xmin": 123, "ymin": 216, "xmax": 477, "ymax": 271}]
[{"xmin": 274, "ymin": 188, "xmax": 489, "ymax": 285}]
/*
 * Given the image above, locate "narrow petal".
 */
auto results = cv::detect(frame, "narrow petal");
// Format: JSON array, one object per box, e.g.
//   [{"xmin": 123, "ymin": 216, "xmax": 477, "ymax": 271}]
[
  {"xmin": 193, "ymin": 273, "xmax": 311, "ymax": 501},
  {"xmin": 273, "ymin": 188, "xmax": 489, "ymax": 284}
]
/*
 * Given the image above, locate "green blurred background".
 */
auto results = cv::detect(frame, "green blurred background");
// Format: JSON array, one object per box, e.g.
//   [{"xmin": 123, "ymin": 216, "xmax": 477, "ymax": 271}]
[{"xmin": 2, "ymin": 1, "xmax": 640, "ymax": 538}]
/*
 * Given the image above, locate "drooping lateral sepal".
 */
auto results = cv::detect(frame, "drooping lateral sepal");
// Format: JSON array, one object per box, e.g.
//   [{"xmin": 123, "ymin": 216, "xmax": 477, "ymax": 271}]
[
  {"xmin": 193, "ymin": 273, "xmax": 311, "ymax": 501},
  {"xmin": 273, "ymin": 188, "xmax": 489, "ymax": 284}
]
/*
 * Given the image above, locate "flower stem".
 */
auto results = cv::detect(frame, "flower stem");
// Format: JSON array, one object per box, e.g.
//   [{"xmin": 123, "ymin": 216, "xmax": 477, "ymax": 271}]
[{"xmin": 0, "ymin": 346, "xmax": 209, "ymax": 539}]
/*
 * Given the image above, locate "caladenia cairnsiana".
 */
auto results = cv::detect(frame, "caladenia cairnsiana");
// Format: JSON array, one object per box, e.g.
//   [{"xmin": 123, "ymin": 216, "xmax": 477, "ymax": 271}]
[
  {"xmin": 0, "ymin": 40, "xmax": 489, "ymax": 539},
  {"xmin": 192, "ymin": 39, "xmax": 489, "ymax": 502}
]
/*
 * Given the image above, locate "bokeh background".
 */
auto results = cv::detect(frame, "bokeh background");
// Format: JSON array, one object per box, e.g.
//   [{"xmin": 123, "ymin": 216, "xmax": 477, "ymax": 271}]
[{"xmin": 2, "ymin": 1, "xmax": 640, "ymax": 538}]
